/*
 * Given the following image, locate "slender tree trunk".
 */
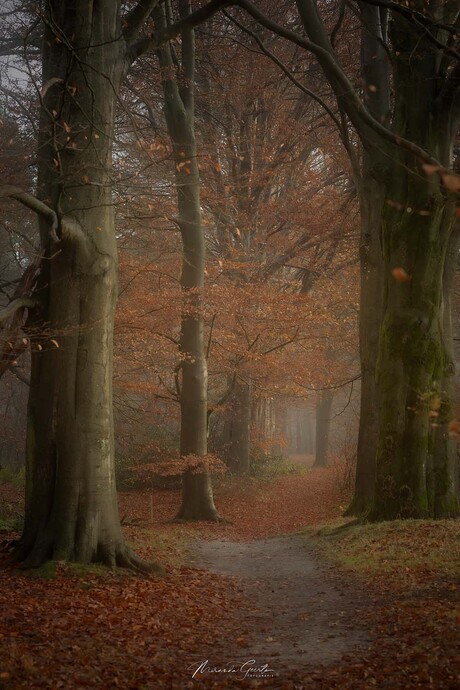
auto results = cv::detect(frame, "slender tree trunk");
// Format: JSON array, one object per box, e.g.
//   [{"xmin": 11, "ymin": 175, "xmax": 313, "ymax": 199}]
[
  {"xmin": 228, "ymin": 379, "xmax": 251, "ymax": 475},
  {"xmin": 157, "ymin": 0, "xmax": 219, "ymax": 520},
  {"xmin": 313, "ymin": 390, "xmax": 333, "ymax": 468},
  {"xmin": 17, "ymin": 1, "xmax": 153, "ymax": 569}
]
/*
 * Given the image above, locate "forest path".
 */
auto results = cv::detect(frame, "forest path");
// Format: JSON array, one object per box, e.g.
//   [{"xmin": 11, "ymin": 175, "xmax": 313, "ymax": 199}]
[{"xmin": 189, "ymin": 535, "xmax": 369, "ymax": 677}]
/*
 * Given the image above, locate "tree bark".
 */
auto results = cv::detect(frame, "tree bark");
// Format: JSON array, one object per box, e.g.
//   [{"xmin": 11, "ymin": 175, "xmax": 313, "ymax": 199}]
[
  {"xmin": 369, "ymin": 9, "xmax": 460, "ymax": 519},
  {"xmin": 346, "ymin": 1, "xmax": 388, "ymax": 515},
  {"xmin": 347, "ymin": 172, "xmax": 385, "ymax": 513},
  {"xmin": 16, "ymin": 1, "xmax": 155, "ymax": 570},
  {"xmin": 431, "ymin": 227, "xmax": 460, "ymax": 516},
  {"xmin": 157, "ymin": 0, "xmax": 219, "ymax": 520},
  {"xmin": 313, "ymin": 389, "xmax": 333, "ymax": 468},
  {"xmin": 227, "ymin": 379, "xmax": 251, "ymax": 475}
]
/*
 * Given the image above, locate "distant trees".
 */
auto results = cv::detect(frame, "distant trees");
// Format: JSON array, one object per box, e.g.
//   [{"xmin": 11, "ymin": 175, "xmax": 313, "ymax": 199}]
[{"xmin": 184, "ymin": 0, "xmax": 460, "ymax": 517}]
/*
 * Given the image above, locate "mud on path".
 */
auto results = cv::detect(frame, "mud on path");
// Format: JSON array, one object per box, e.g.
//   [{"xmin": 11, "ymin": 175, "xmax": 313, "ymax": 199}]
[{"xmin": 189, "ymin": 535, "xmax": 370, "ymax": 680}]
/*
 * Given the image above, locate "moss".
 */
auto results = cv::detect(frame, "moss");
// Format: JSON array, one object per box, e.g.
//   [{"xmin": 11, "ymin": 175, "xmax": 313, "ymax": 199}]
[
  {"xmin": 310, "ymin": 518, "xmax": 460, "ymax": 578},
  {"xmin": 0, "ymin": 466, "xmax": 25, "ymax": 488},
  {"xmin": 26, "ymin": 560, "xmax": 57, "ymax": 580},
  {"xmin": 65, "ymin": 562, "xmax": 112, "ymax": 579},
  {"xmin": 0, "ymin": 515, "xmax": 23, "ymax": 532}
]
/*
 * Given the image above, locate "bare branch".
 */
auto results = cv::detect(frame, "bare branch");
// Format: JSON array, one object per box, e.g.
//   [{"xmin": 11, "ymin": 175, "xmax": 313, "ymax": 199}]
[
  {"xmin": 0, "ymin": 297, "xmax": 35, "ymax": 325},
  {"xmin": 131, "ymin": 0, "xmax": 453, "ymax": 171},
  {"xmin": 0, "ymin": 185, "xmax": 59, "ymax": 243},
  {"xmin": 223, "ymin": 10, "xmax": 342, "ymax": 132},
  {"xmin": 123, "ymin": 0, "xmax": 162, "ymax": 42},
  {"xmin": 353, "ymin": 0, "xmax": 459, "ymax": 36}
]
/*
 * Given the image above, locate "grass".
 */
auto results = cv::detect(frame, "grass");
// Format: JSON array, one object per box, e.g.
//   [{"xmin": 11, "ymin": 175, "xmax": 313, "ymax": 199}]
[
  {"xmin": 0, "ymin": 466, "xmax": 25, "ymax": 488},
  {"xmin": 308, "ymin": 517, "xmax": 460, "ymax": 579},
  {"xmin": 0, "ymin": 515, "xmax": 23, "ymax": 533}
]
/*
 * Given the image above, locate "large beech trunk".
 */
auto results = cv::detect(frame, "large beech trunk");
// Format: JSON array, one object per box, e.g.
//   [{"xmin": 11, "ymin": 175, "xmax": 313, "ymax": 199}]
[
  {"xmin": 368, "ymin": 8, "xmax": 459, "ymax": 519},
  {"xmin": 372, "ymin": 199, "xmax": 458, "ymax": 519},
  {"xmin": 346, "ymin": 1, "xmax": 388, "ymax": 515},
  {"xmin": 16, "ymin": 2, "xmax": 152, "ymax": 569},
  {"xmin": 158, "ymin": 1, "xmax": 219, "ymax": 521},
  {"xmin": 347, "ymin": 173, "xmax": 385, "ymax": 513}
]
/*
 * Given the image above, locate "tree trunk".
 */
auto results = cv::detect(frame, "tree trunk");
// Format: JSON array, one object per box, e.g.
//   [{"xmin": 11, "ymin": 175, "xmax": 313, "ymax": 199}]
[
  {"xmin": 17, "ymin": 1, "xmax": 153, "ymax": 569},
  {"xmin": 346, "ymin": 173, "xmax": 385, "ymax": 513},
  {"xmin": 157, "ymin": 1, "xmax": 219, "ymax": 520},
  {"xmin": 369, "ymin": 11, "xmax": 459, "ymax": 520},
  {"xmin": 313, "ymin": 390, "xmax": 333, "ymax": 468},
  {"xmin": 346, "ymin": 1, "xmax": 388, "ymax": 515},
  {"xmin": 431, "ymin": 228, "xmax": 460, "ymax": 516},
  {"xmin": 228, "ymin": 379, "xmax": 251, "ymax": 475}
]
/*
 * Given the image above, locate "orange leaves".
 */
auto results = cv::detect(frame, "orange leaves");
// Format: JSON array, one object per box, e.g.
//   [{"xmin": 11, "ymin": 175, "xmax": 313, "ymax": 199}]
[
  {"xmin": 441, "ymin": 173, "xmax": 460, "ymax": 193},
  {"xmin": 132, "ymin": 453, "xmax": 227, "ymax": 479},
  {"xmin": 448, "ymin": 419, "xmax": 460, "ymax": 437},
  {"xmin": 176, "ymin": 160, "xmax": 191, "ymax": 174},
  {"xmin": 422, "ymin": 163, "xmax": 460, "ymax": 193},
  {"xmin": 421, "ymin": 163, "xmax": 440, "ymax": 176},
  {"xmin": 392, "ymin": 267, "xmax": 411, "ymax": 283}
]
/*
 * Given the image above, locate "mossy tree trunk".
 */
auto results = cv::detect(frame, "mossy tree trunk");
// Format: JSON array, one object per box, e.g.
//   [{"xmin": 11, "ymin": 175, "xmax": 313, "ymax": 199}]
[
  {"xmin": 295, "ymin": 0, "xmax": 459, "ymax": 519},
  {"xmin": 156, "ymin": 0, "xmax": 220, "ymax": 520},
  {"xmin": 16, "ymin": 0, "xmax": 163, "ymax": 569},
  {"xmin": 369, "ymin": 9, "xmax": 459, "ymax": 519}
]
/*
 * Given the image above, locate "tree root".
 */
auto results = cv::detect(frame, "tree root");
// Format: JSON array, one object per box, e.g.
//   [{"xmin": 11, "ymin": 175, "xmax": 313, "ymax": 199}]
[
  {"xmin": 172, "ymin": 511, "xmax": 231, "ymax": 524},
  {"xmin": 10, "ymin": 534, "xmax": 163, "ymax": 575}
]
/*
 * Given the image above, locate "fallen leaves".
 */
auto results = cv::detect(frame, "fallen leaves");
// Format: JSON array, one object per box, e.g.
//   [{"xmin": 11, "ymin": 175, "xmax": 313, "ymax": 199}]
[{"xmin": 1, "ymin": 470, "xmax": 460, "ymax": 688}]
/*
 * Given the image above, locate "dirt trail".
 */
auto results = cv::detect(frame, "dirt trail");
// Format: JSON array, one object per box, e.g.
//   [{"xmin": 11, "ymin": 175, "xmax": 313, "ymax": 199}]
[{"xmin": 189, "ymin": 535, "xmax": 369, "ymax": 678}]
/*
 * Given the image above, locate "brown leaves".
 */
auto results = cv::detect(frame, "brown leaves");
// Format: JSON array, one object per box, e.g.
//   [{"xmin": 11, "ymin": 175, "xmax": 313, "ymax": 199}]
[
  {"xmin": 392, "ymin": 267, "xmax": 411, "ymax": 282},
  {"xmin": 421, "ymin": 164, "xmax": 460, "ymax": 193},
  {"xmin": 441, "ymin": 173, "xmax": 460, "ymax": 193}
]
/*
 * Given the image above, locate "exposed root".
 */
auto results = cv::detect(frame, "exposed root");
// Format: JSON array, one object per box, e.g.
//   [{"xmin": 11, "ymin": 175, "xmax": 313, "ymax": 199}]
[
  {"xmin": 116, "ymin": 547, "xmax": 164, "ymax": 575},
  {"xmin": 0, "ymin": 538, "xmax": 19, "ymax": 553},
  {"xmin": 172, "ymin": 510, "xmax": 230, "ymax": 524},
  {"xmin": 10, "ymin": 533, "xmax": 163, "ymax": 575}
]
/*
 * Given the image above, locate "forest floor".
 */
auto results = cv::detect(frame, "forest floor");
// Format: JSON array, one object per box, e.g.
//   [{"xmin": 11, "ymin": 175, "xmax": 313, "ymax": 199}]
[{"xmin": 0, "ymin": 460, "xmax": 460, "ymax": 689}]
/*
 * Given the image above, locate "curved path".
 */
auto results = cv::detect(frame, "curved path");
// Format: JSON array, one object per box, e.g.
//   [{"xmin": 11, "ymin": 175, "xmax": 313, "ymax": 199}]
[{"xmin": 189, "ymin": 535, "xmax": 369, "ymax": 679}]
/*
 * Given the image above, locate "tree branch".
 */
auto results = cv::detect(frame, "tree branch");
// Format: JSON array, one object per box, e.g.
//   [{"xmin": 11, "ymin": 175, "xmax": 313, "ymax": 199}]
[
  {"xmin": 0, "ymin": 185, "xmax": 59, "ymax": 243},
  {"xmin": 223, "ymin": 10, "xmax": 343, "ymax": 131},
  {"xmin": 353, "ymin": 0, "xmax": 459, "ymax": 36},
  {"xmin": 129, "ymin": 0, "xmax": 456, "ymax": 173},
  {"xmin": 123, "ymin": 0, "xmax": 162, "ymax": 42},
  {"xmin": 0, "ymin": 298, "xmax": 35, "ymax": 324}
]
